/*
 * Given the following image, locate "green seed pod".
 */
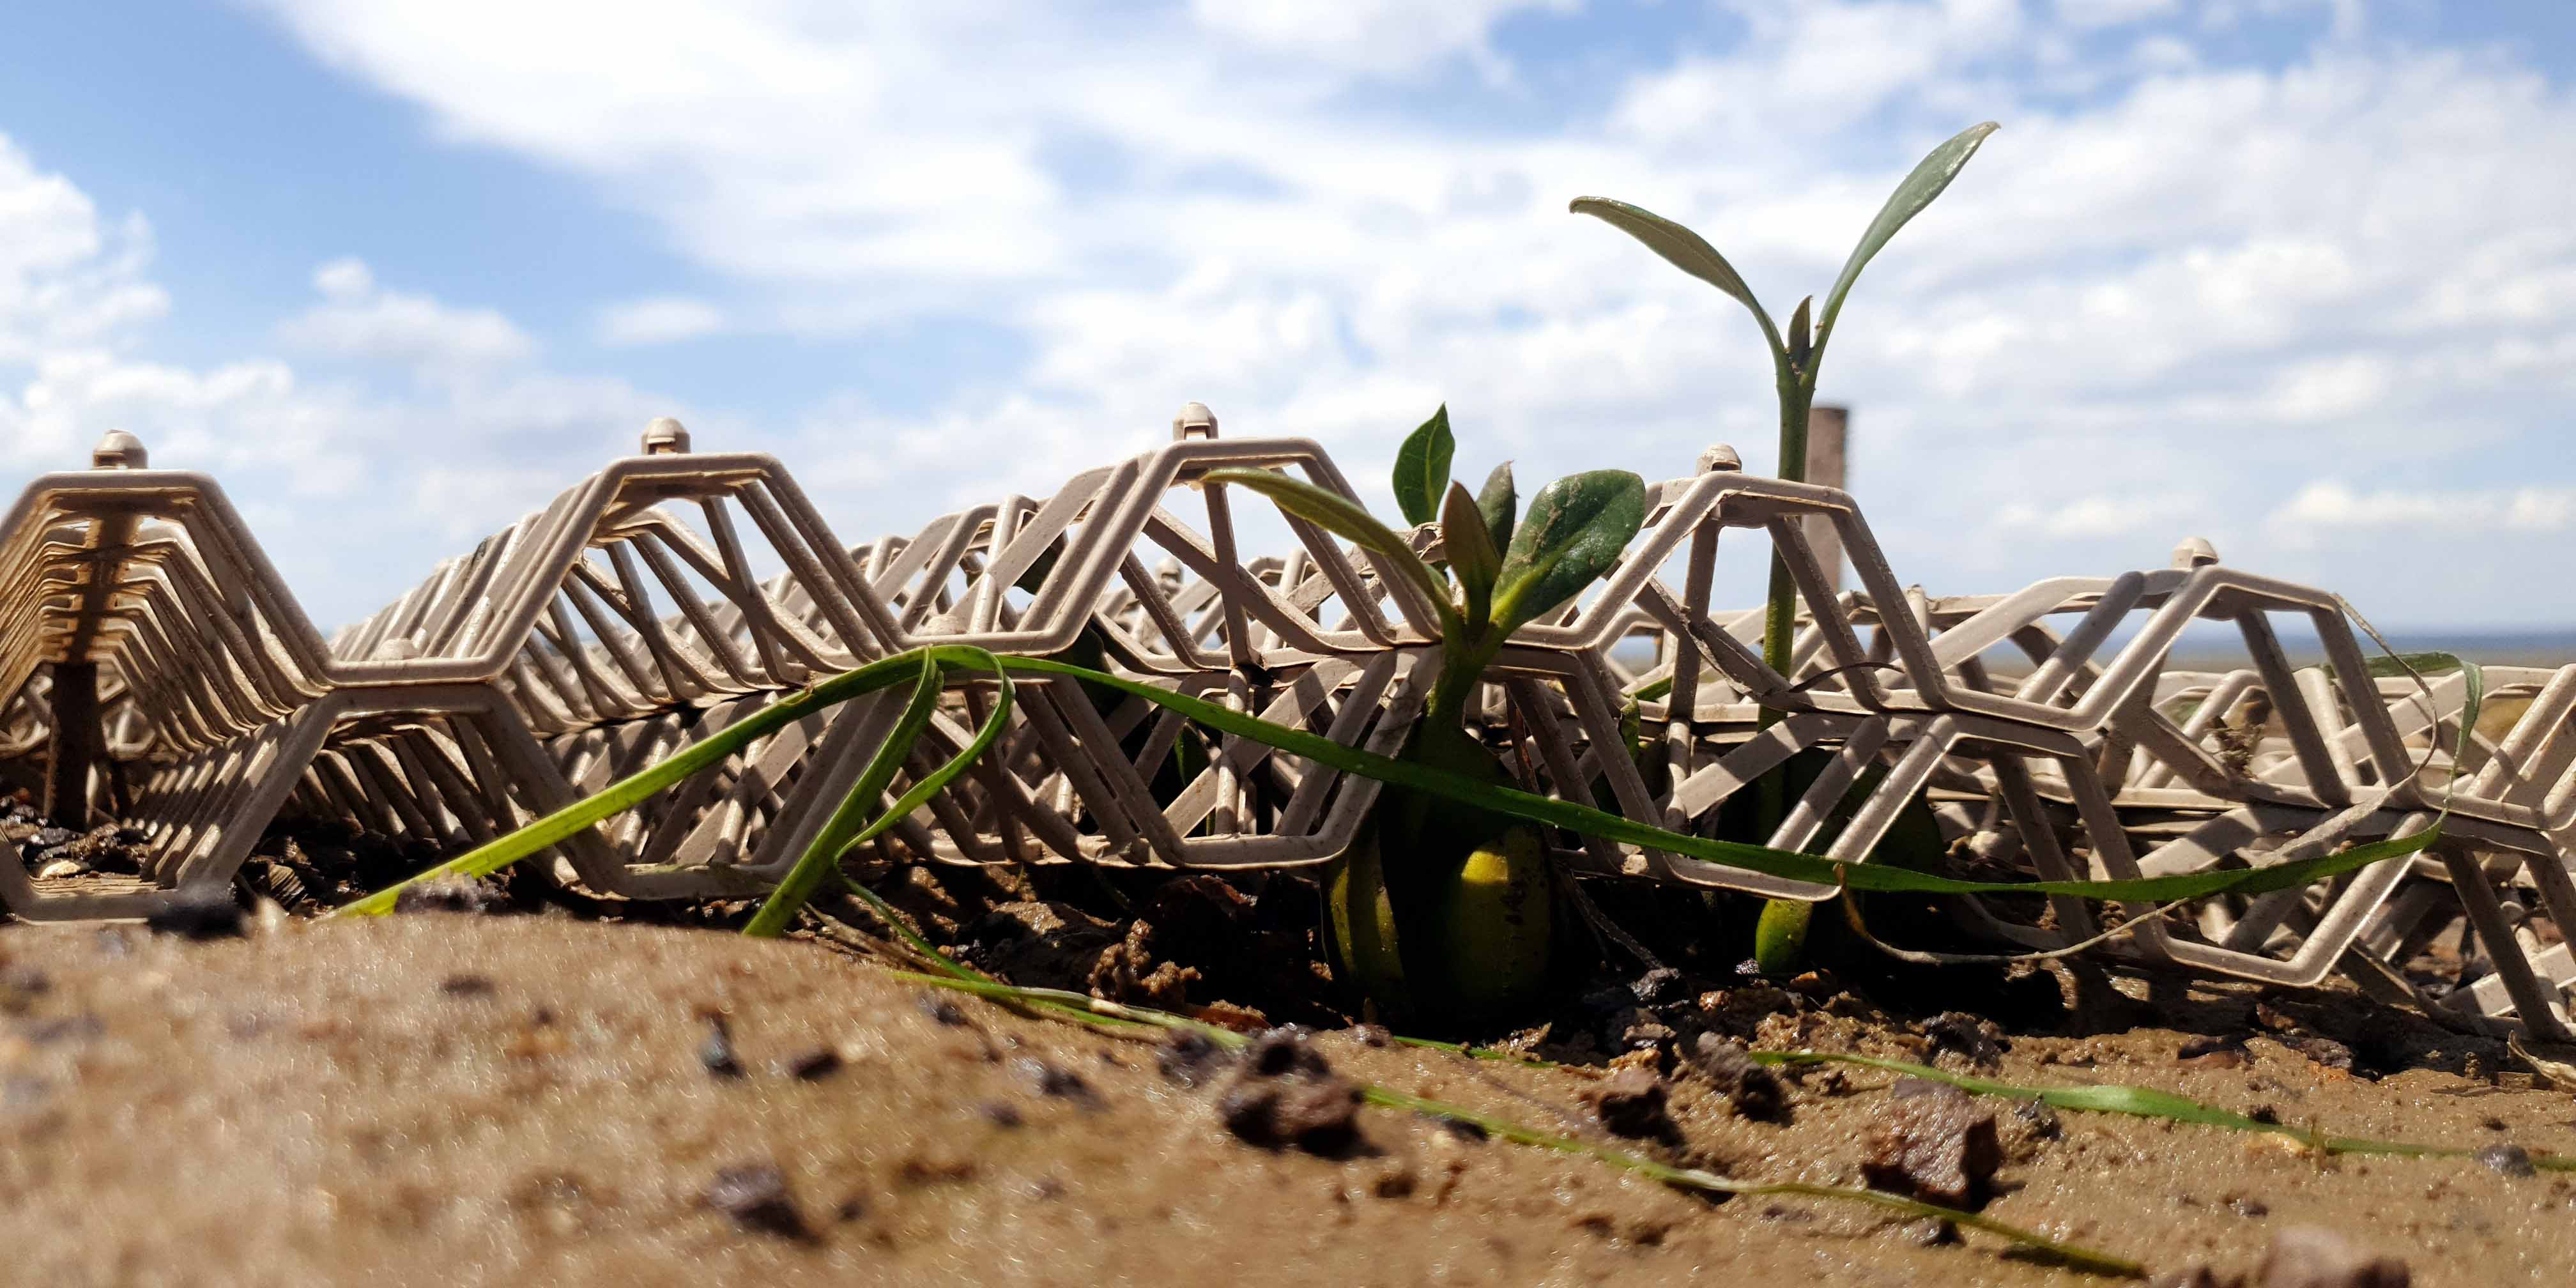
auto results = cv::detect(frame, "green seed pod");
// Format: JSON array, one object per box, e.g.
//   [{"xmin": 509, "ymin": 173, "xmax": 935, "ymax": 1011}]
[{"xmin": 1428, "ymin": 824, "xmax": 1552, "ymax": 1014}]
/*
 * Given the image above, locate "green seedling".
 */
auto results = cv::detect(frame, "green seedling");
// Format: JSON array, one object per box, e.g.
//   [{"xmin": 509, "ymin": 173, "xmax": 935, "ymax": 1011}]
[
  {"xmin": 1205, "ymin": 406, "xmax": 1646, "ymax": 1029},
  {"xmin": 1573, "ymin": 121, "xmax": 1999, "ymax": 972}
]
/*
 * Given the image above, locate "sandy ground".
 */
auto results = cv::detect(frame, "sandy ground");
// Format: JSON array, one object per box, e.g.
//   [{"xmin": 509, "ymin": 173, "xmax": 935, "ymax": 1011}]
[{"xmin": 3, "ymin": 912, "xmax": 2572, "ymax": 1287}]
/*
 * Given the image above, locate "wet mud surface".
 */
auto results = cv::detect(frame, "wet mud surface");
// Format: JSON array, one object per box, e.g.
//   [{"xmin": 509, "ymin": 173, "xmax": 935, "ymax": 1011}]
[{"xmin": 5, "ymin": 910, "xmax": 2575, "ymax": 1287}]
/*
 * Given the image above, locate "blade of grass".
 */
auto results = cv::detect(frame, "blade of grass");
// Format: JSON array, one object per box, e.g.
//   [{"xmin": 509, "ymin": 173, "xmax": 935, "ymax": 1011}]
[
  {"xmin": 744, "ymin": 647, "xmax": 1015, "ymax": 937},
  {"xmin": 1749, "ymin": 1050, "xmax": 2573, "ymax": 1173},
  {"xmin": 328, "ymin": 647, "xmax": 993, "ymax": 916},
  {"xmin": 995, "ymin": 655, "xmax": 2440, "ymax": 905},
  {"xmin": 893, "ymin": 971, "xmax": 2141, "ymax": 1277},
  {"xmin": 336, "ymin": 648, "xmax": 2442, "ymax": 917},
  {"xmin": 2363, "ymin": 649, "xmax": 2483, "ymax": 798}
]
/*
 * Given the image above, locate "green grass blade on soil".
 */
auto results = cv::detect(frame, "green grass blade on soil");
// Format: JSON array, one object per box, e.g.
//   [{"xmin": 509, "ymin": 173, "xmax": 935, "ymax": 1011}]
[
  {"xmin": 891, "ymin": 971, "xmax": 2142, "ymax": 1278},
  {"xmin": 329, "ymin": 646, "xmax": 998, "ymax": 916},
  {"xmin": 339, "ymin": 649, "xmax": 2441, "ymax": 922},
  {"xmin": 995, "ymin": 655, "xmax": 2440, "ymax": 906},
  {"xmin": 1749, "ymin": 1050, "xmax": 2573, "ymax": 1174},
  {"xmin": 743, "ymin": 647, "xmax": 1016, "ymax": 938}
]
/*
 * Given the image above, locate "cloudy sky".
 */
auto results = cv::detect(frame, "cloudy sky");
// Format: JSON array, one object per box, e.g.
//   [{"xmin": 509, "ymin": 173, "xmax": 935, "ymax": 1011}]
[{"xmin": 4, "ymin": 0, "xmax": 2573, "ymax": 629}]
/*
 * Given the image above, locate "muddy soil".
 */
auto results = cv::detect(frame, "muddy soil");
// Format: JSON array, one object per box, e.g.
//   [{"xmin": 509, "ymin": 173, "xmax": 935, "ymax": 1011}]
[{"xmin": 4, "ymin": 910, "xmax": 2573, "ymax": 1287}]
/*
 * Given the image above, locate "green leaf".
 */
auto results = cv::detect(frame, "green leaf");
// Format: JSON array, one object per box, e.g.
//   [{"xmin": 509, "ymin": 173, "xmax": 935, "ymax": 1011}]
[
  {"xmin": 997, "ymin": 652, "xmax": 2442, "ymax": 904},
  {"xmin": 1489, "ymin": 470, "xmax": 1647, "ymax": 634},
  {"xmin": 1748, "ymin": 1050, "xmax": 2575, "ymax": 1174},
  {"xmin": 1202, "ymin": 466, "xmax": 1462, "ymax": 640},
  {"xmin": 894, "ymin": 970, "xmax": 2146, "ymax": 1275},
  {"xmin": 1476, "ymin": 461, "xmax": 1517, "ymax": 552},
  {"xmin": 340, "ymin": 641, "xmax": 2452, "ymax": 921},
  {"xmin": 1441, "ymin": 480, "xmax": 1502, "ymax": 629},
  {"xmin": 2366, "ymin": 650, "xmax": 2484, "ymax": 791},
  {"xmin": 1568, "ymin": 196, "xmax": 1785, "ymax": 356},
  {"xmin": 1392, "ymin": 404, "xmax": 1455, "ymax": 527},
  {"xmin": 744, "ymin": 652, "xmax": 947, "ymax": 938},
  {"xmin": 1815, "ymin": 121, "xmax": 1997, "ymax": 349},
  {"xmin": 1785, "ymin": 295, "xmax": 1813, "ymax": 372},
  {"xmin": 329, "ymin": 643, "xmax": 1011, "ymax": 917}
]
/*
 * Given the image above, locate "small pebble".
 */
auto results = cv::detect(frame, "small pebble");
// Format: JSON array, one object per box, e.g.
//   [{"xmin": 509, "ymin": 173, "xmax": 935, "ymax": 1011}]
[
  {"xmin": 1156, "ymin": 1029, "xmax": 1230, "ymax": 1087},
  {"xmin": 2474, "ymin": 1144, "xmax": 2535, "ymax": 1178},
  {"xmin": 2012, "ymin": 1096, "xmax": 2064, "ymax": 1141},
  {"xmin": 1245, "ymin": 1027, "xmax": 1326, "ymax": 1078},
  {"xmin": 2287, "ymin": 1034, "xmax": 2356, "ymax": 1072},
  {"xmin": 1630, "ymin": 967, "xmax": 1685, "ymax": 1005},
  {"xmin": 391, "ymin": 876, "xmax": 505, "ymax": 916},
  {"xmin": 786, "ymin": 1048, "xmax": 843, "ymax": 1081},
  {"xmin": 1219, "ymin": 1073, "xmax": 1360, "ymax": 1154},
  {"xmin": 1020, "ymin": 1058, "xmax": 1098, "ymax": 1105},
  {"xmin": 1216, "ymin": 1028, "xmax": 1359, "ymax": 1154},
  {"xmin": 2151, "ymin": 1268, "xmax": 2225, "ymax": 1288},
  {"xmin": 2177, "ymin": 1036, "xmax": 2251, "ymax": 1070},
  {"xmin": 144, "ymin": 888, "xmax": 245, "ymax": 940},
  {"xmin": 1921, "ymin": 1012, "xmax": 2007, "ymax": 1070},
  {"xmin": 1686, "ymin": 1033, "xmax": 1786, "ymax": 1121},
  {"xmin": 1862, "ymin": 1078, "xmax": 2000, "ymax": 1209},
  {"xmin": 1586, "ymin": 1068, "xmax": 1680, "ymax": 1142},
  {"xmin": 702, "ymin": 1163, "xmax": 811, "ymax": 1241},
  {"xmin": 699, "ymin": 1018, "xmax": 745, "ymax": 1078}
]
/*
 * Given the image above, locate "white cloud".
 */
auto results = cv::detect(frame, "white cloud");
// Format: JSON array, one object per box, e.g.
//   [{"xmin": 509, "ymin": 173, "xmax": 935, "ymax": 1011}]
[
  {"xmin": 1, "ymin": 132, "xmax": 691, "ymax": 623},
  {"xmin": 596, "ymin": 296, "xmax": 726, "ymax": 346},
  {"xmin": 1995, "ymin": 492, "xmax": 2202, "ymax": 539},
  {"xmin": 312, "ymin": 256, "xmax": 374, "ymax": 298},
  {"xmin": 2056, "ymin": 0, "xmax": 2181, "ymax": 29},
  {"xmin": 2270, "ymin": 480, "xmax": 2576, "ymax": 538},
  {"xmin": 277, "ymin": 256, "xmax": 534, "ymax": 378},
  {"xmin": 1189, "ymin": 0, "xmax": 1575, "ymax": 77},
  {"xmin": 96, "ymin": 2, "xmax": 2576, "ymax": 625},
  {"xmin": 1, "ymin": 138, "xmax": 169, "ymax": 369}
]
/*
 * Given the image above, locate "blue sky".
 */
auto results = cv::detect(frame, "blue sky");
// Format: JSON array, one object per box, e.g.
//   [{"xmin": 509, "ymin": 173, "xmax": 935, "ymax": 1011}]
[{"xmin": 4, "ymin": 0, "xmax": 2574, "ymax": 628}]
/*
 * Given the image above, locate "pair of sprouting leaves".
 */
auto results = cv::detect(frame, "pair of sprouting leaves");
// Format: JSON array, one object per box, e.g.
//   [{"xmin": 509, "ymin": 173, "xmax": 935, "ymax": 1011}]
[
  {"xmin": 1568, "ymin": 121, "xmax": 1998, "ymax": 402},
  {"xmin": 1207, "ymin": 407, "xmax": 1644, "ymax": 661}
]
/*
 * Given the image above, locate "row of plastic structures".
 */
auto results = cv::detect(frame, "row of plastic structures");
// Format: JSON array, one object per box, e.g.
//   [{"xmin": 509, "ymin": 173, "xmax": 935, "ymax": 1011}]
[
  {"xmin": 1761, "ymin": 582, "xmax": 2576, "ymax": 1038},
  {"xmin": 278, "ymin": 422, "xmax": 2576, "ymax": 1038},
  {"xmin": 8, "ymin": 420, "xmax": 2564, "ymax": 1041},
  {"xmin": 273, "ymin": 421, "xmax": 1435, "ymax": 896}
]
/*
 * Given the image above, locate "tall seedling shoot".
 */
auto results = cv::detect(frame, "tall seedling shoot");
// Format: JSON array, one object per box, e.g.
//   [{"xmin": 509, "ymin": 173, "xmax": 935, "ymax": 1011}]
[
  {"xmin": 1570, "ymin": 121, "xmax": 1999, "ymax": 971},
  {"xmin": 1206, "ymin": 410, "xmax": 1645, "ymax": 1027}
]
